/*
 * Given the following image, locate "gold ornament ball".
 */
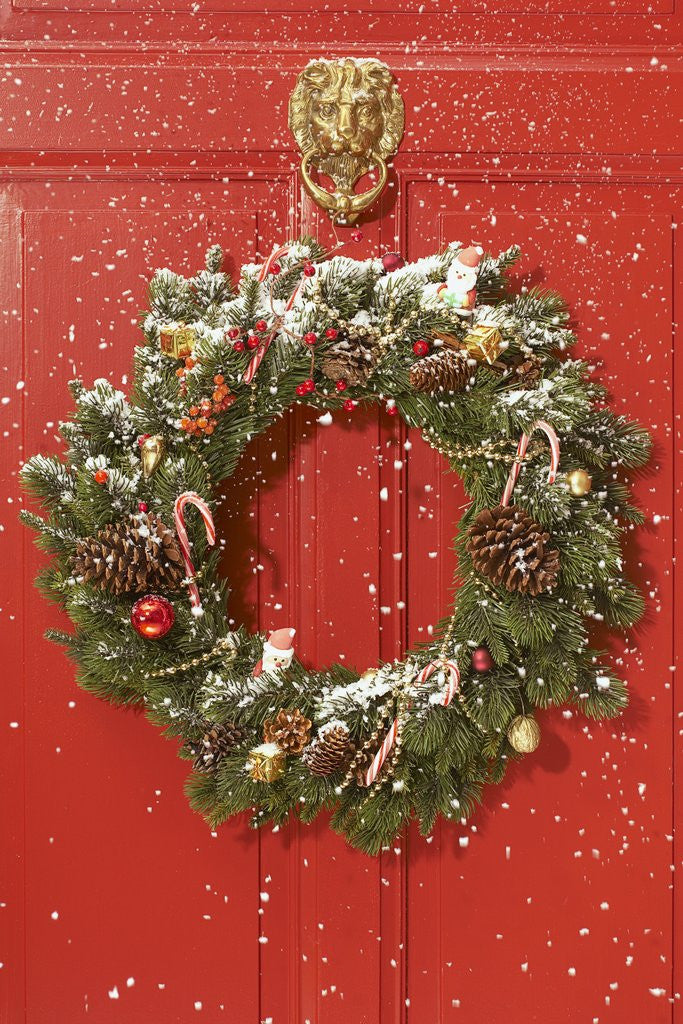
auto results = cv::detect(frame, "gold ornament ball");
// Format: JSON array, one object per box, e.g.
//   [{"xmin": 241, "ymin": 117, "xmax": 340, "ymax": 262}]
[
  {"xmin": 507, "ymin": 715, "xmax": 541, "ymax": 754},
  {"xmin": 248, "ymin": 742, "xmax": 286, "ymax": 783},
  {"xmin": 566, "ymin": 468, "xmax": 592, "ymax": 497}
]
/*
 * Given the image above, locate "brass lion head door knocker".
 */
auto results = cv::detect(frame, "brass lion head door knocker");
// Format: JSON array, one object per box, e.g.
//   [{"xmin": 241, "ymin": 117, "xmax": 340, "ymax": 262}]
[{"xmin": 289, "ymin": 57, "xmax": 405, "ymax": 224}]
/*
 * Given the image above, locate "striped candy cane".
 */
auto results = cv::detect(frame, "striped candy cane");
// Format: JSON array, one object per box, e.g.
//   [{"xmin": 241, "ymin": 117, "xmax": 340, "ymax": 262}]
[
  {"xmin": 363, "ymin": 659, "xmax": 461, "ymax": 787},
  {"xmin": 501, "ymin": 419, "xmax": 560, "ymax": 507},
  {"xmin": 242, "ymin": 246, "xmax": 306, "ymax": 385},
  {"xmin": 173, "ymin": 491, "xmax": 216, "ymax": 612}
]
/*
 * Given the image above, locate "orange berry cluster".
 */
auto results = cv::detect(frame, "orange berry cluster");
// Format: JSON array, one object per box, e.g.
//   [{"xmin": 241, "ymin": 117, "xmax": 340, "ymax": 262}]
[
  {"xmin": 175, "ymin": 354, "xmax": 198, "ymax": 395},
  {"xmin": 180, "ymin": 374, "xmax": 235, "ymax": 436}
]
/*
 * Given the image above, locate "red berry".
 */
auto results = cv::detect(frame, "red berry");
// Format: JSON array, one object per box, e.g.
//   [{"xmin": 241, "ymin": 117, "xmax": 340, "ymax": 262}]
[
  {"xmin": 335, "ymin": 379, "xmax": 347, "ymax": 392},
  {"xmin": 343, "ymin": 398, "xmax": 356, "ymax": 411},
  {"xmin": 138, "ymin": 501, "xmax": 148, "ymax": 512},
  {"xmin": 304, "ymin": 378, "xmax": 315, "ymax": 393},
  {"xmin": 386, "ymin": 402, "xmax": 398, "ymax": 416},
  {"xmin": 351, "ymin": 230, "xmax": 363, "ymax": 242},
  {"xmin": 472, "ymin": 646, "xmax": 493, "ymax": 673},
  {"xmin": 247, "ymin": 335, "xmax": 260, "ymax": 350},
  {"xmin": 295, "ymin": 383, "xmax": 307, "ymax": 397},
  {"xmin": 138, "ymin": 433, "xmax": 150, "ymax": 448},
  {"xmin": 303, "ymin": 331, "xmax": 317, "ymax": 346},
  {"xmin": 325, "ymin": 327, "xmax": 338, "ymax": 340},
  {"xmin": 227, "ymin": 327, "xmax": 240, "ymax": 340},
  {"xmin": 94, "ymin": 469, "xmax": 108, "ymax": 484},
  {"xmin": 303, "ymin": 262, "xmax": 316, "ymax": 277},
  {"xmin": 233, "ymin": 340, "xmax": 245, "ymax": 353},
  {"xmin": 189, "ymin": 405, "xmax": 199, "ymax": 417},
  {"xmin": 254, "ymin": 319, "xmax": 268, "ymax": 332},
  {"xmin": 413, "ymin": 339, "xmax": 429, "ymax": 357},
  {"xmin": 213, "ymin": 374, "xmax": 224, "ymax": 385},
  {"xmin": 184, "ymin": 356, "xmax": 196, "ymax": 369},
  {"xmin": 270, "ymin": 262, "xmax": 281, "ymax": 275}
]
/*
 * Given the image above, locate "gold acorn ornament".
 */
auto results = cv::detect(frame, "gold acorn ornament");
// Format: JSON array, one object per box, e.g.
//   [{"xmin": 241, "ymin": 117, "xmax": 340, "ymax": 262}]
[
  {"xmin": 139, "ymin": 434, "xmax": 165, "ymax": 479},
  {"xmin": 507, "ymin": 714, "xmax": 541, "ymax": 754},
  {"xmin": 566, "ymin": 468, "xmax": 592, "ymax": 497},
  {"xmin": 159, "ymin": 322, "xmax": 197, "ymax": 360},
  {"xmin": 247, "ymin": 742, "xmax": 287, "ymax": 783}
]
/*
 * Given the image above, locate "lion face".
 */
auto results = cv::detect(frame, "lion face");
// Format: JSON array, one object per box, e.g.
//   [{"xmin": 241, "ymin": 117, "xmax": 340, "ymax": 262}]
[{"xmin": 289, "ymin": 58, "xmax": 404, "ymax": 165}]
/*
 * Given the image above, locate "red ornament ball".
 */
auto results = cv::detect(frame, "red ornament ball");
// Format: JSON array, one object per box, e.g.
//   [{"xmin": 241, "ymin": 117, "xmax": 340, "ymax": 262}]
[
  {"xmin": 227, "ymin": 327, "xmax": 240, "ymax": 340},
  {"xmin": 93, "ymin": 469, "xmax": 108, "ymax": 485},
  {"xmin": 254, "ymin": 319, "xmax": 268, "ymax": 333},
  {"xmin": 335, "ymin": 378, "xmax": 347, "ymax": 392},
  {"xmin": 413, "ymin": 339, "xmax": 429, "ymax": 357},
  {"xmin": 269, "ymin": 262, "xmax": 281, "ymax": 275},
  {"xmin": 343, "ymin": 398, "xmax": 356, "ymax": 411},
  {"xmin": 233, "ymin": 340, "xmax": 246, "ymax": 353},
  {"xmin": 303, "ymin": 262, "xmax": 316, "ymax": 277},
  {"xmin": 351, "ymin": 230, "xmax": 363, "ymax": 242},
  {"xmin": 472, "ymin": 646, "xmax": 493, "ymax": 673},
  {"xmin": 247, "ymin": 334, "xmax": 260, "ymax": 350},
  {"xmin": 325, "ymin": 327, "xmax": 338, "ymax": 340},
  {"xmin": 381, "ymin": 252, "xmax": 405, "ymax": 273},
  {"xmin": 303, "ymin": 331, "xmax": 317, "ymax": 346},
  {"xmin": 138, "ymin": 501, "xmax": 148, "ymax": 513},
  {"xmin": 131, "ymin": 594, "xmax": 175, "ymax": 640}
]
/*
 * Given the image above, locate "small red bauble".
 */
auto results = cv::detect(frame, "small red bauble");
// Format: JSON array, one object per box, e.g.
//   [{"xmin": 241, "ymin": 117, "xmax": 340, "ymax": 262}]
[
  {"xmin": 303, "ymin": 331, "xmax": 317, "ymax": 346},
  {"xmin": 343, "ymin": 398, "xmax": 356, "ymax": 411},
  {"xmin": 472, "ymin": 646, "xmax": 493, "ymax": 673},
  {"xmin": 93, "ymin": 469, "xmax": 108, "ymax": 484},
  {"xmin": 413, "ymin": 339, "xmax": 429, "ymax": 357},
  {"xmin": 386, "ymin": 402, "xmax": 398, "ymax": 416},
  {"xmin": 233, "ymin": 340, "xmax": 246, "ymax": 353},
  {"xmin": 325, "ymin": 327, "xmax": 338, "ymax": 340},
  {"xmin": 254, "ymin": 319, "xmax": 268, "ymax": 333},
  {"xmin": 138, "ymin": 501, "xmax": 148, "ymax": 512},
  {"xmin": 351, "ymin": 230, "xmax": 363, "ymax": 242},
  {"xmin": 303, "ymin": 262, "xmax": 316, "ymax": 277},
  {"xmin": 295, "ymin": 383, "xmax": 307, "ymax": 397},
  {"xmin": 227, "ymin": 327, "xmax": 240, "ymax": 340},
  {"xmin": 303, "ymin": 378, "xmax": 315, "ymax": 393},
  {"xmin": 381, "ymin": 252, "xmax": 405, "ymax": 274},
  {"xmin": 269, "ymin": 262, "xmax": 281, "ymax": 275},
  {"xmin": 335, "ymin": 379, "xmax": 347, "ymax": 392},
  {"xmin": 247, "ymin": 335, "xmax": 260, "ymax": 350},
  {"xmin": 131, "ymin": 594, "xmax": 175, "ymax": 640}
]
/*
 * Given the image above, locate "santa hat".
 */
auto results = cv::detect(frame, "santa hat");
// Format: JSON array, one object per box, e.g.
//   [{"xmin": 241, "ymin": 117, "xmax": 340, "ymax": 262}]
[
  {"xmin": 263, "ymin": 627, "xmax": 296, "ymax": 657},
  {"xmin": 456, "ymin": 245, "xmax": 483, "ymax": 268}
]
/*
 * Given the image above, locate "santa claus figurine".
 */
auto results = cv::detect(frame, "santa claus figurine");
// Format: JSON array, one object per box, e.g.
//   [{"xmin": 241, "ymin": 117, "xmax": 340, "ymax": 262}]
[
  {"xmin": 438, "ymin": 245, "xmax": 483, "ymax": 313},
  {"xmin": 253, "ymin": 627, "xmax": 296, "ymax": 678}
]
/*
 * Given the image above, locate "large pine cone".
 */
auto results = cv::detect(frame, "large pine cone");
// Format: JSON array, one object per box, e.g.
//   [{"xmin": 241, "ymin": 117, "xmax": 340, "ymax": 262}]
[
  {"xmin": 302, "ymin": 722, "xmax": 355, "ymax": 776},
  {"xmin": 72, "ymin": 512, "xmax": 184, "ymax": 596},
  {"xmin": 263, "ymin": 708, "xmax": 312, "ymax": 755},
  {"xmin": 185, "ymin": 720, "xmax": 247, "ymax": 772},
  {"xmin": 320, "ymin": 330, "xmax": 377, "ymax": 386},
  {"xmin": 410, "ymin": 349, "xmax": 472, "ymax": 395},
  {"xmin": 466, "ymin": 504, "xmax": 560, "ymax": 596}
]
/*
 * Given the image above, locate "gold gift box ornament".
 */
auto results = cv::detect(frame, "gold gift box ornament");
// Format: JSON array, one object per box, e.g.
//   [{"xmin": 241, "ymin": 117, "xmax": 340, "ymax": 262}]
[
  {"xmin": 462, "ymin": 321, "xmax": 505, "ymax": 365},
  {"xmin": 248, "ymin": 742, "xmax": 286, "ymax": 783},
  {"xmin": 159, "ymin": 322, "xmax": 197, "ymax": 360}
]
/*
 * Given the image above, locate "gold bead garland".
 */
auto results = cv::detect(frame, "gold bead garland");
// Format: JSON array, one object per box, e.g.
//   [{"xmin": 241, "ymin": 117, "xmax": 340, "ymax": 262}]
[{"xmin": 146, "ymin": 635, "xmax": 237, "ymax": 680}]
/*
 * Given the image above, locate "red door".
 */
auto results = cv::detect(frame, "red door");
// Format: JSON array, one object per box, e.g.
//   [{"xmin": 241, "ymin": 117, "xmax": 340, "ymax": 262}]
[{"xmin": 1, "ymin": 5, "xmax": 680, "ymax": 1021}]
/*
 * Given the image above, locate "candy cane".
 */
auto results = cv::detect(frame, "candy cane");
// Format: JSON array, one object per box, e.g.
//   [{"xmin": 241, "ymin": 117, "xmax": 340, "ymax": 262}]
[
  {"xmin": 363, "ymin": 659, "xmax": 460, "ymax": 787},
  {"xmin": 501, "ymin": 419, "xmax": 560, "ymax": 507},
  {"xmin": 258, "ymin": 244, "xmax": 289, "ymax": 282},
  {"xmin": 242, "ymin": 250, "xmax": 306, "ymax": 384},
  {"xmin": 173, "ymin": 491, "xmax": 215, "ymax": 611}
]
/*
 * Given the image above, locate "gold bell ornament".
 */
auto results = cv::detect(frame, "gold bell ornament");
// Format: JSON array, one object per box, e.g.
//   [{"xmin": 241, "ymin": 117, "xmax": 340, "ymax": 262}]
[
  {"xmin": 159, "ymin": 322, "xmax": 197, "ymax": 360},
  {"xmin": 140, "ymin": 434, "xmax": 166, "ymax": 480},
  {"xmin": 507, "ymin": 714, "xmax": 541, "ymax": 754},
  {"xmin": 566, "ymin": 468, "xmax": 592, "ymax": 497},
  {"xmin": 248, "ymin": 742, "xmax": 287, "ymax": 783},
  {"xmin": 462, "ymin": 321, "xmax": 506, "ymax": 365}
]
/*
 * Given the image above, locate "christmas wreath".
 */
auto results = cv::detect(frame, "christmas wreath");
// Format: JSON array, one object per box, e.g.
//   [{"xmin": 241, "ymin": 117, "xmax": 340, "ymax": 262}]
[{"xmin": 21, "ymin": 236, "xmax": 650, "ymax": 855}]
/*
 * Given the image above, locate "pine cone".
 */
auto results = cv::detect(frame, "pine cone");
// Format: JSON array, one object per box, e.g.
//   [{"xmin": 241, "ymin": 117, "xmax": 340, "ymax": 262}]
[
  {"xmin": 302, "ymin": 722, "xmax": 356, "ymax": 776},
  {"xmin": 185, "ymin": 720, "xmax": 247, "ymax": 772},
  {"xmin": 353, "ymin": 733, "xmax": 385, "ymax": 787},
  {"xmin": 263, "ymin": 708, "xmax": 312, "ymax": 755},
  {"xmin": 320, "ymin": 330, "xmax": 377, "ymax": 386},
  {"xmin": 513, "ymin": 354, "xmax": 542, "ymax": 389},
  {"xmin": 466, "ymin": 504, "xmax": 560, "ymax": 596},
  {"xmin": 409, "ymin": 349, "xmax": 472, "ymax": 395},
  {"xmin": 72, "ymin": 513, "xmax": 184, "ymax": 596}
]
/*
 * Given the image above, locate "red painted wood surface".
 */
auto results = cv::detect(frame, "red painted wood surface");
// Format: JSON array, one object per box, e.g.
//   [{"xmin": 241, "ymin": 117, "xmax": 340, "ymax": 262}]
[{"xmin": 0, "ymin": 5, "xmax": 681, "ymax": 1021}]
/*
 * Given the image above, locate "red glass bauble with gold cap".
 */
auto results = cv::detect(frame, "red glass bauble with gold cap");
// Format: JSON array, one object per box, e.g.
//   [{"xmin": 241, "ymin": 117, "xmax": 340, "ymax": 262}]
[{"xmin": 131, "ymin": 594, "xmax": 175, "ymax": 640}]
